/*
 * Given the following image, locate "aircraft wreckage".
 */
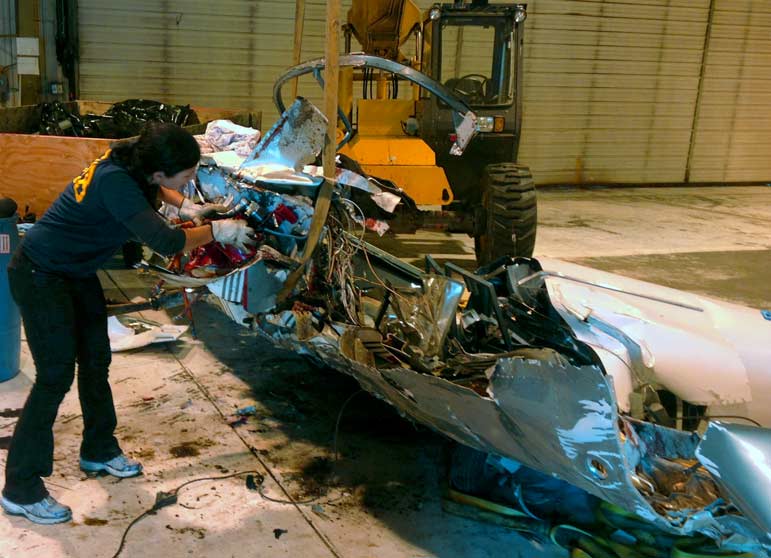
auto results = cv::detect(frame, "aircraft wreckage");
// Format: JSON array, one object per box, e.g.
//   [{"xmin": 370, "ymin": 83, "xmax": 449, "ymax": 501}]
[{"xmin": 138, "ymin": 66, "xmax": 771, "ymax": 556}]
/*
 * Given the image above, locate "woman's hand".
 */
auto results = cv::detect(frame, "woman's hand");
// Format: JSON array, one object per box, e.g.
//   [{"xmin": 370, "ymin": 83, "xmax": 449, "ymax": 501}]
[
  {"xmin": 179, "ymin": 198, "xmax": 230, "ymax": 225},
  {"xmin": 211, "ymin": 219, "xmax": 257, "ymax": 252}
]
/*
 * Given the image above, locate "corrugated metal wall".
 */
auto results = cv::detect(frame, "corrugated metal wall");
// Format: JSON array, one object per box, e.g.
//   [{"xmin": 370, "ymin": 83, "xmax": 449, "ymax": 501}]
[
  {"xmin": 519, "ymin": 0, "xmax": 710, "ymax": 184},
  {"xmin": 440, "ymin": 24, "xmax": 499, "ymax": 78},
  {"xmin": 78, "ymin": 0, "xmax": 771, "ymax": 185},
  {"xmin": 77, "ymin": 0, "xmax": 337, "ymax": 112},
  {"xmin": 688, "ymin": 0, "xmax": 771, "ymax": 183},
  {"xmin": 0, "ymin": 0, "xmax": 18, "ymax": 107}
]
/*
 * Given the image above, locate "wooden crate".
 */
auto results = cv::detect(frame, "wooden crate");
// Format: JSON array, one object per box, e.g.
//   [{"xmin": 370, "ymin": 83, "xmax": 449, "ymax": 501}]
[{"xmin": 0, "ymin": 100, "xmax": 260, "ymax": 216}]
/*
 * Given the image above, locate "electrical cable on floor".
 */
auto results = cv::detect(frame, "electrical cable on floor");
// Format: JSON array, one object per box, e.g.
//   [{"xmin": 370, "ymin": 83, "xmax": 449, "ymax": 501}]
[
  {"xmin": 111, "ymin": 509, "xmax": 152, "ymax": 558},
  {"xmin": 102, "ymin": 247, "xmax": 350, "ymax": 553},
  {"xmin": 256, "ymin": 485, "xmax": 323, "ymax": 506},
  {"xmin": 111, "ymin": 470, "xmax": 262, "ymax": 558},
  {"xmin": 163, "ymin": 352, "xmax": 343, "ymax": 558}
]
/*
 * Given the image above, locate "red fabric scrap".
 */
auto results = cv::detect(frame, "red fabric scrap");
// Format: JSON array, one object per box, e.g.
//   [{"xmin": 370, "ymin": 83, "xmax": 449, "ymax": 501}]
[{"xmin": 273, "ymin": 204, "xmax": 298, "ymax": 225}]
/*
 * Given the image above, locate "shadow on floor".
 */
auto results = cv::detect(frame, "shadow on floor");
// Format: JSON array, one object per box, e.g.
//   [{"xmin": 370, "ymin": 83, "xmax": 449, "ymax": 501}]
[{"xmin": 187, "ymin": 301, "xmax": 551, "ymax": 558}]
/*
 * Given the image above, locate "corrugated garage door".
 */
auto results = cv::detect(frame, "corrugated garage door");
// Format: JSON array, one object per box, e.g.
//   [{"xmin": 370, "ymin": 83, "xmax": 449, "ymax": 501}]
[
  {"xmin": 688, "ymin": 1, "xmax": 771, "ymax": 183},
  {"xmin": 518, "ymin": 0, "xmax": 710, "ymax": 184},
  {"xmin": 77, "ymin": 0, "xmax": 335, "ymax": 116}
]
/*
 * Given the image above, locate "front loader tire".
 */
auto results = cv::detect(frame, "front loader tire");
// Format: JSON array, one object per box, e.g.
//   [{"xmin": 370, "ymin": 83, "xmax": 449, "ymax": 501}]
[{"xmin": 475, "ymin": 163, "xmax": 537, "ymax": 265}]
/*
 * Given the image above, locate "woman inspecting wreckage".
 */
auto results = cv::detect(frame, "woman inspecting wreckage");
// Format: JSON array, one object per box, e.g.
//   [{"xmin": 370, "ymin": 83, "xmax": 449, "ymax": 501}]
[{"xmin": 1, "ymin": 122, "xmax": 255, "ymax": 525}]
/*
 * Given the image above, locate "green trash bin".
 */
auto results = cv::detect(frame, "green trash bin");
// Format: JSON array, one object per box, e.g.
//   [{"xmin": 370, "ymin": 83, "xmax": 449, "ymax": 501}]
[{"xmin": 0, "ymin": 201, "xmax": 21, "ymax": 382}]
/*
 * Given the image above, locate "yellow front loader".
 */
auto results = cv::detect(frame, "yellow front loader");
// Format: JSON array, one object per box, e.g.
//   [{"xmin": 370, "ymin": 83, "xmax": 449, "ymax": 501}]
[{"xmin": 280, "ymin": 0, "xmax": 537, "ymax": 264}]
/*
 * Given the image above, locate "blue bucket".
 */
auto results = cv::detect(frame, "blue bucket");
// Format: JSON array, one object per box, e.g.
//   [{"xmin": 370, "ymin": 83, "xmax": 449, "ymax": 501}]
[{"xmin": 0, "ymin": 214, "xmax": 20, "ymax": 382}]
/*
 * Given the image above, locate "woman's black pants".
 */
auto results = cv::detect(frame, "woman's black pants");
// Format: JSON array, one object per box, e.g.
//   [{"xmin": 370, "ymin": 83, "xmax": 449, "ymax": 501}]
[{"xmin": 2, "ymin": 249, "xmax": 121, "ymax": 504}]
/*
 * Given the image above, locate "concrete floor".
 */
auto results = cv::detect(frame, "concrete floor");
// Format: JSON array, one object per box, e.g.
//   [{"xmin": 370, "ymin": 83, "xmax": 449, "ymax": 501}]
[
  {"xmin": 1, "ymin": 186, "xmax": 770, "ymax": 558},
  {"xmin": 382, "ymin": 185, "xmax": 771, "ymax": 309}
]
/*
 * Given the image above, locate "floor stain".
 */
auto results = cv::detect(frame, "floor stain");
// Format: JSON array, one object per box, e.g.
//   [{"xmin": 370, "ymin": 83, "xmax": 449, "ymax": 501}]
[
  {"xmin": 169, "ymin": 438, "xmax": 214, "ymax": 458},
  {"xmin": 541, "ymin": 218, "xmax": 621, "ymax": 236},
  {"xmin": 0, "ymin": 409, "xmax": 21, "ymax": 418},
  {"xmin": 165, "ymin": 525, "xmax": 206, "ymax": 539},
  {"xmin": 83, "ymin": 517, "xmax": 108, "ymax": 526},
  {"xmin": 294, "ymin": 456, "xmax": 333, "ymax": 499},
  {"xmin": 134, "ymin": 447, "xmax": 155, "ymax": 459}
]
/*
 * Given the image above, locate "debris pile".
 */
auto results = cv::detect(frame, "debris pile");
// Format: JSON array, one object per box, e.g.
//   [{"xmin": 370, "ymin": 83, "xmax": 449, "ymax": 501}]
[
  {"xmin": 107, "ymin": 316, "xmax": 187, "ymax": 352},
  {"xmin": 37, "ymin": 99, "xmax": 198, "ymax": 138},
  {"xmin": 143, "ymin": 99, "xmax": 771, "ymax": 555},
  {"xmin": 194, "ymin": 119, "xmax": 261, "ymax": 157}
]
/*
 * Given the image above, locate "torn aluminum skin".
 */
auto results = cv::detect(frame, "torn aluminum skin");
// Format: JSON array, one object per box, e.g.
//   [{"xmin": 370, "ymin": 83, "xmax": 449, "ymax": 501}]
[
  {"xmin": 170, "ymin": 169, "xmax": 771, "ymax": 551},
  {"xmin": 241, "ymin": 248, "xmax": 771, "ymax": 554},
  {"xmin": 153, "ymin": 97, "xmax": 412, "ymax": 296},
  {"xmin": 535, "ymin": 257, "xmax": 771, "ymax": 426},
  {"xmin": 243, "ymin": 97, "xmax": 327, "ymax": 171},
  {"xmin": 107, "ymin": 316, "xmax": 187, "ymax": 352},
  {"xmin": 146, "ymin": 100, "xmax": 771, "ymax": 555},
  {"xmin": 697, "ymin": 421, "xmax": 771, "ymax": 539}
]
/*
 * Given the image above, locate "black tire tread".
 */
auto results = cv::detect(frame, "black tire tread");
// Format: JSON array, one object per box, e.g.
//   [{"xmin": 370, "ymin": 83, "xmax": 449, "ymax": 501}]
[{"xmin": 476, "ymin": 163, "xmax": 537, "ymax": 264}]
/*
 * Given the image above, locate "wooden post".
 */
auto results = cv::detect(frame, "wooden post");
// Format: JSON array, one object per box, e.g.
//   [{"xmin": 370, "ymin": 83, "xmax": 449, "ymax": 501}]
[
  {"xmin": 276, "ymin": 0, "xmax": 340, "ymax": 302},
  {"xmin": 322, "ymin": 0, "xmax": 340, "ymax": 178},
  {"xmin": 290, "ymin": 0, "xmax": 306, "ymax": 101}
]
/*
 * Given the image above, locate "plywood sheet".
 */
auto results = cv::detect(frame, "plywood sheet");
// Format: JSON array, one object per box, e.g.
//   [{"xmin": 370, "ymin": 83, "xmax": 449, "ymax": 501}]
[{"xmin": 0, "ymin": 134, "xmax": 111, "ymax": 216}]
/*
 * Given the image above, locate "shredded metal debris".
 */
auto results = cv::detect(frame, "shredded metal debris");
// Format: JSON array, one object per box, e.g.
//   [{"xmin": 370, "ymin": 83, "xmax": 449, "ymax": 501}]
[{"xmin": 142, "ymin": 101, "xmax": 771, "ymax": 555}]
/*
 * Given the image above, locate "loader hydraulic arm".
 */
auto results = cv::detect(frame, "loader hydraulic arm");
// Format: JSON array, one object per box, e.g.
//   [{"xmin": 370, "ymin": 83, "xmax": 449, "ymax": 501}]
[{"xmin": 347, "ymin": 0, "xmax": 422, "ymax": 61}]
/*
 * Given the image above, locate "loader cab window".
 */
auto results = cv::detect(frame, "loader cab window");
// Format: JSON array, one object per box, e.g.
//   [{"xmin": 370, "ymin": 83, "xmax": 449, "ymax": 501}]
[{"xmin": 435, "ymin": 17, "xmax": 515, "ymax": 107}]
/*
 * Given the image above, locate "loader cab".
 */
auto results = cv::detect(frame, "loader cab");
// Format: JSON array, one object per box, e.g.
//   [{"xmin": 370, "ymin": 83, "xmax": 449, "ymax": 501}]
[
  {"xmin": 417, "ymin": 2, "xmax": 527, "ymax": 207},
  {"xmin": 420, "ymin": 3, "xmax": 525, "ymax": 108}
]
